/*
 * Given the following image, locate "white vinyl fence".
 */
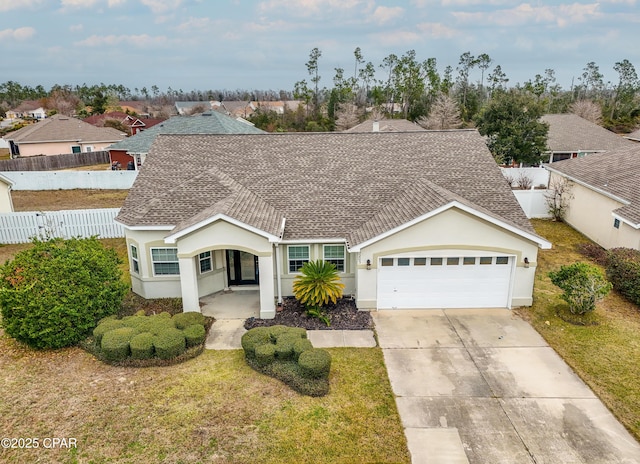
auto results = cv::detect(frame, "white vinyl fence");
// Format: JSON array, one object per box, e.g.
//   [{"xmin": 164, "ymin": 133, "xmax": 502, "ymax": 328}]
[
  {"xmin": 1, "ymin": 171, "xmax": 138, "ymax": 190},
  {"xmin": 0, "ymin": 208, "xmax": 123, "ymax": 244},
  {"xmin": 512, "ymin": 188, "xmax": 551, "ymax": 218},
  {"xmin": 500, "ymin": 167, "xmax": 550, "ymax": 188}
]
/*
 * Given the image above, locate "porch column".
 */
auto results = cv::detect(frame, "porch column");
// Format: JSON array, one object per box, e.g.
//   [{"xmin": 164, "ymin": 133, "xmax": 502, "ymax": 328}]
[
  {"xmin": 258, "ymin": 254, "xmax": 276, "ymax": 319},
  {"xmin": 178, "ymin": 256, "xmax": 200, "ymax": 312}
]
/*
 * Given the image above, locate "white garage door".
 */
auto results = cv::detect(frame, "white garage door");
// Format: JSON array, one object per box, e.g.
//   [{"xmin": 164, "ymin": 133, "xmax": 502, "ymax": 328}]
[{"xmin": 377, "ymin": 255, "xmax": 513, "ymax": 309}]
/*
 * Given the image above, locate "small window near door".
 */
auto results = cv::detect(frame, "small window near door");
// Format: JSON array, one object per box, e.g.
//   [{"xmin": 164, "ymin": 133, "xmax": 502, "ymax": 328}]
[
  {"xmin": 199, "ymin": 251, "xmax": 212, "ymax": 273},
  {"xmin": 85, "ymin": 146, "xmax": 93, "ymax": 152},
  {"xmin": 614, "ymin": 218, "xmax": 620, "ymax": 229},
  {"xmin": 288, "ymin": 245, "xmax": 309, "ymax": 273},
  {"xmin": 430, "ymin": 257, "xmax": 443, "ymax": 266},
  {"xmin": 446, "ymin": 257, "xmax": 460, "ymax": 265},
  {"xmin": 463, "ymin": 257, "xmax": 476, "ymax": 265},
  {"xmin": 479, "ymin": 257, "xmax": 493, "ymax": 265},
  {"xmin": 130, "ymin": 244, "xmax": 139, "ymax": 274},
  {"xmin": 496, "ymin": 257, "xmax": 509, "ymax": 265},
  {"xmin": 381, "ymin": 258, "xmax": 394, "ymax": 266},
  {"xmin": 414, "ymin": 258, "xmax": 427, "ymax": 266},
  {"xmin": 397, "ymin": 258, "xmax": 410, "ymax": 266},
  {"xmin": 323, "ymin": 245, "xmax": 345, "ymax": 272}
]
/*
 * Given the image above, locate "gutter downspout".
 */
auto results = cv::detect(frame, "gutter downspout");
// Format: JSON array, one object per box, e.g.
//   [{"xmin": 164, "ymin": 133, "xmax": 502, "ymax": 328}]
[{"xmin": 275, "ymin": 217, "xmax": 286, "ymax": 305}]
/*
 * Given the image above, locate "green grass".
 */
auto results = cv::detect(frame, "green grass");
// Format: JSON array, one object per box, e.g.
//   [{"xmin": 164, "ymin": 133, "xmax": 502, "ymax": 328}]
[
  {"xmin": 516, "ymin": 219, "xmax": 640, "ymax": 440},
  {"xmin": 0, "ymin": 340, "xmax": 409, "ymax": 463}
]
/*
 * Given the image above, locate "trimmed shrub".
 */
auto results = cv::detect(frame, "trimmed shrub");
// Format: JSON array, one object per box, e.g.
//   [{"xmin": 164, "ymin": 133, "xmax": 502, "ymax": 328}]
[
  {"xmin": 93, "ymin": 319, "xmax": 126, "ymax": 345},
  {"xmin": 255, "ymin": 343, "xmax": 276, "ymax": 367},
  {"xmin": 241, "ymin": 327, "xmax": 273, "ymax": 359},
  {"xmin": 173, "ymin": 312, "xmax": 206, "ymax": 330},
  {"xmin": 130, "ymin": 332, "xmax": 155, "ymax": 360},
  {"xmin": 183, "ymin": 324, "xmax": 206, "ymax": 348},
  {"xmin": 293, "ymin": 338, "xmax": 313, "ymax": 360},
  {"xmin": 298, "ymin": 349, "xmax": 332, "ymax": 379},
  {"xmin": 548, "ymin": 262, "xmax": 612, "ymax": 315},
  {"xmin": 606, "ymin": 248, "xmax": 640, "ymax": 306},
  {"xmin": 267, "ymin": 325, "xmax": 292, "ymax": 341},
  {"xmin": 101, "ymin": 327, "xmax": 136, "ymax": 362},
  {"xmin": 274, "ymin": 333, "xmax": 301, "ymax": 361},
  {"xmin": 154, "ymin": 328, "xmax": 186, "ymax": 360}
]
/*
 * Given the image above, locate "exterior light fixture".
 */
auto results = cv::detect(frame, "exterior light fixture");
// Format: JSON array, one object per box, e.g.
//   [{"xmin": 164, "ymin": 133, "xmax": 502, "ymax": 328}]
[
  {"xmin": 366, "ymin": 259, "xmax": 371, "ymax": 270},
  {"xmin": 524, "ymin": 257, "xmax": 530, "ymax": 268}
]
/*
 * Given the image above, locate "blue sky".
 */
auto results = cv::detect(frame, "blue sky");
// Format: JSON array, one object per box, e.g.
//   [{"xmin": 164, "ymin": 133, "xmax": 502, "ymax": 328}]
[{"xmin": 1, "ymin": 0, "xmax": 639, "ymax": 94}]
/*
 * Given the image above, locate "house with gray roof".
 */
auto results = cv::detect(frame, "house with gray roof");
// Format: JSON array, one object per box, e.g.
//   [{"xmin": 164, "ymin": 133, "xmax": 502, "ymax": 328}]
[
  {"xmin": 107, "ymin": 111, "xmax": 264, "ymax": 169},
  {"xmin": 4, "ymin": 114, "xmax": 126, "ymax": 158},
  {"xmin": 116, "ymin": 130, "xmax": 550, "ymax": 319},
  {"xmin": 345, "ymin": 119, "xmax": 426, "ymax": 133},
  {"xmin": 542, "ymin": 114, "xmax": 635, "ymax": 162},
  {"xmin": 546, "ymin": 144, "xmax": 640, "ymax": 250}
]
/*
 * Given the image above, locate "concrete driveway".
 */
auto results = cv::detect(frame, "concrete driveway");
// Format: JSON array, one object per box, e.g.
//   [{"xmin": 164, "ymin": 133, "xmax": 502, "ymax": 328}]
[{"xmin": 372, "ymin": 309, "xmax": 640, "ymax": 464}]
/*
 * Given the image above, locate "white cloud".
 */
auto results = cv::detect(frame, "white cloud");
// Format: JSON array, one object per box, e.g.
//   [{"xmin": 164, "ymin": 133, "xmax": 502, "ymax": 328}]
[
  {"xmin": 0, "ymin": 27, "xmax": 36, "ymax": 40},
  {"xmin": 108, "ymin": 0, "xmax": 127, "ymax": 6},
  {"xmin": 258, "ymin": 0, "xmax": 373, "ymax": 17},
  {"xmin": 372, "ymin": 29, "xmax": 423, "ymax": 46},
  {"xmin": 69, "ymin": 24, "xmax": 84, "ymax": 32},
  {"xmin": 140, "ymin": 0, "xmax": 183, "ymax": 14},
  {"xmin": 417, "ymin": 22, "xmax": 457, "ymax": 38},
  {"xmin": 452, "ymin": 2, "xmax": 600, "ymax": 27},
  {"xmin": 0, "ymin": 0, "xmax": 43, "ymax": 12},
  {"xmin": 75, "ymin": 33, "xmax": 169, "ymax": 47},
  {"xmin": 175, "ymin": 16, "xmax": 213, "ymax": 32},
  {"xmin": 60, "ymin": 0, "xmax": 98, "ymax": 7},
  {"xmin": 371, "ymin": 6, "xmax": 404, "ymax": 24}
]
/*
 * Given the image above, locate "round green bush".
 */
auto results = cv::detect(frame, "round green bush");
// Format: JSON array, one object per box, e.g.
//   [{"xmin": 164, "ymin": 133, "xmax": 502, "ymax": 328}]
[
  {"xmin": 183, "ymin": 324, "xmax": 206, "ymax": 347},
  {"xmin": 0, "ymin": 237, "xmax": 129, "ymax": 349},
  {"xmin": 267, "ymin": 325, "xmax": 292, "ymax": 340},
  {"xmin": 173, "ymin": 312, "xmax": 206, "ymax": 330},
  {"xmin": 122, "ymin": 315, "xmax": 154, "ymax": 333},
  {"xmin": 101, "ymin": 327, "xmax": 136, "ymax": 362},
  {"xmin": 241, "ymin": 327, "xmax": 273, "ymax": 358},
  {"xmin": 154, "ymin": 328, "xmax": 187, "ymax": 360},
  {"xmin": 146, "ymin": 314, "xmax": 175, "ymax": 335},
  {"xmin": 298, "ymin": 349, "xmax": 332, "ymax": 379},
  {"xmin": 255, "ymin": 343, "xmax": 276, "ymax": 367},
  {"xmin": 293, "ymin": 338, "xmax": 313, "ymax": 360},
  {"xmin": 274, "ymin": 333, "xmax": 303, "ymax": 361},
  {"xmin": 93, "ymin": 319, "xmax": 126, "ymax": 345},
  {"xmin": 130, "ymin": 332, "xmax": 155, "ymax": 360}
]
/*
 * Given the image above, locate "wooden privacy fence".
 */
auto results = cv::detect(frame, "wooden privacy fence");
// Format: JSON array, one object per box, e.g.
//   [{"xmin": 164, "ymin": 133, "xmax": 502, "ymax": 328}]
[
  {"xmin": 0, "ymin": 151, "xmax": 110, "ymax": 171},
  {"xmin": 0, "ymin": 208, "xmax": 124, "ymax": 244}
]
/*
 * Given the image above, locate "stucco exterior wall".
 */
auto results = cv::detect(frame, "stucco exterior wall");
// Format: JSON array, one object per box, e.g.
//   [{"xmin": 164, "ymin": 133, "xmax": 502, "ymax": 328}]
[
  {"xmin": 0, "ymin": 181, "xmax": 13, "ymax": 212},
  {"xmin": 355, "ymin": 207, "xmax": 540, "ymax": 309},
  {"xmin": 555, "ymin": 173, "xmax": 640, "ymax": 250},
  {"xmin": 16, "ymin": 141, "xmax": 117, "ymax": 157}
]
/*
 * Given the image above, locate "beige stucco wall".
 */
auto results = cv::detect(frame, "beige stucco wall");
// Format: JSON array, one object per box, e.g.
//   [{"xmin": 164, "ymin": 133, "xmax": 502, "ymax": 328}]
[
  {"xmin": 16, "ymin": 141, "xmax": 117, "ymax": 157},
  {"xmin": 0, "ymin": 180, "xmax": 14, "ymax": 212},
  {"xmin": 355, "ymin": 207, "xmax": 541, "ymax": 309},
  {"xmin": 554, "ymin": 173, "xmax": 640, "ymax": 250}
]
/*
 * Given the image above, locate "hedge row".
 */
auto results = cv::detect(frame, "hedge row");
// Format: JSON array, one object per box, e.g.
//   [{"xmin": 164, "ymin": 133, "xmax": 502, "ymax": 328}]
[
  {"xmin": 241, "ymin": 325, "xmax": 332, "ymax": 396},
  {"xmin": 94, "ymin": 311, "xmax": 207, "ymax": 362}
]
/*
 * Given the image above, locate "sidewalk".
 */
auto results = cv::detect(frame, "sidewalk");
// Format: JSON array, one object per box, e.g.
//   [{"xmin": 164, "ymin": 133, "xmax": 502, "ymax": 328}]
[{"xmin": 205, "ymin": 319, "xmax": 377, "ymax": 350}]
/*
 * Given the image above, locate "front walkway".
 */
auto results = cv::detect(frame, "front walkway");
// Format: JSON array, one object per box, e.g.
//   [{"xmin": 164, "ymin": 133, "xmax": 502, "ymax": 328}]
[{"xmin": 372, "ymin": 309, "xmax": 640, "ymax": 464}]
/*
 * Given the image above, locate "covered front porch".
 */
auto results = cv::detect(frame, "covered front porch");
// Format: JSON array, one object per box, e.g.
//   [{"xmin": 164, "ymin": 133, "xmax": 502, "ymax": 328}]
[{"xmin": 200, "ymin": 287, "xmax": 260, "ymax": 320}]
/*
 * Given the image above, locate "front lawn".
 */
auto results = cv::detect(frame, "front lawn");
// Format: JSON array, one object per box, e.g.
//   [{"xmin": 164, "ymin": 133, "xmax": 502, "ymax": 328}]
[{"xmin": 516, "ymin": 219, "xmax": 640, "ymax": 441}]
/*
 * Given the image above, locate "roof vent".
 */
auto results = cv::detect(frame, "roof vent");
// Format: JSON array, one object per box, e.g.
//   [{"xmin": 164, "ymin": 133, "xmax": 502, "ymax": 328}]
[
  {"xmin": 201, "ymin": 112, "xmax": 212, "ymax": 117},
  {"xmin": 372, "ymin": 120, "xmax": 379, "ymax": 132}
]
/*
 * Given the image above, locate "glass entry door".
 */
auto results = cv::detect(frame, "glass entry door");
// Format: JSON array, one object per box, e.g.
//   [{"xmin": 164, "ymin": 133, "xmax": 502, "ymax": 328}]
[{"xmin": 226, "ymin": 250, "xmax": 258, "ymax": 285}]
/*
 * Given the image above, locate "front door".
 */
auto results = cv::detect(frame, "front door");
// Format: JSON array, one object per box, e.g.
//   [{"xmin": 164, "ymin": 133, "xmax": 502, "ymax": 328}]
[{"xmin": 226, "ymin": 250, "xmax": 258, "ymax": 285}]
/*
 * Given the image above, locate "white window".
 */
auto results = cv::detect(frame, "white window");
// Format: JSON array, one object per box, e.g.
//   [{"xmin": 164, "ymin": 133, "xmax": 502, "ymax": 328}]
[
  {"xmin": 151, "ymin": 248, "xmax": 179, "ymax": 275},
  {"xmin": 130, "ymin": 244, "xmax": 139, "ymax": 274},
  {"xmin": 85, "ymin": 146, "xmax": 93, "ymax": 152},
  {"xmin": 288, "ymin": 245, "xmax": 309, "ymax": 273},
  {"xmin": 199, "ymin": 251, "xmax": 212, "ymax": 273},
  {"xmin": 323, "ymin": 245, "xmax": 345, "ymax": 272}
]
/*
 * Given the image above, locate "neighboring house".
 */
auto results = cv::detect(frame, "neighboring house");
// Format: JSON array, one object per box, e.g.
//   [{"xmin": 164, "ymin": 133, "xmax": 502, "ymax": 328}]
[
  {"xmin": 5, "ymin": 100, "xmax": 47, "ymax": 120},
  {"xmin": 542, "ymin": 114, "xmax": 635, "ymax": 162},
  {"xmin": 174, "ymin": 101, "xmax": 215, "ymax": 115},
  {"xmin": 0, "ymin": 173, "xmax": 14, "ymax": 212},
  {"xmin": 546, "ymin": 144, "xmax": 640, "ymax": 250},
  {"xmin": 83, "ymin": 112, "xmax": 165, "ymax": 135},
  {"xmin": 345, "ymin": 119, "xmax": 427, "ymax": 133},
  {"xmin": 5, "ymin": 114, "xmax": 127, "ymax": 158},
  {"xmin": 624, "ymin": 128, "xmax": 640, "ymax": 142},
  {"xmin": 115, "ymin": 131, "xmax": 551, "ymax": 319},
  {"xmin": 107, "ymin": 111, "xmax": 264, "ymax": 169}
]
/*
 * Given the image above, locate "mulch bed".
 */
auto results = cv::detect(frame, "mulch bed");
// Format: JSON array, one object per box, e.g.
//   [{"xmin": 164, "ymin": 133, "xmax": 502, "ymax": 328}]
[{"xmin": 244, "ymin": 297, "xmax": 373, "ymax": 331}]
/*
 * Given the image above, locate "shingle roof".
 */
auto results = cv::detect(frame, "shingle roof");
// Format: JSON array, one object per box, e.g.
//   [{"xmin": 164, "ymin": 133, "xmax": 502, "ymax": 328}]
[
  {"xmin": 546, "ymin": 144, "xmax": 640, "ymax": 225},
  {"xmin": 624, "ymin": 128, "xmax": 640, "ymax": 142},
  {"xmin": 6, "ymin": 114, "xmax": 126, "ymax": 143},
  {"xmin": 107, "ymin": 112, "xmax": 264, "ymax": 154},
  {"xmin": 542, "ymin": 114, "xmax": 634, "ymax": 153},
  {"xmin": 346, "ymin": 119, "xmax": 427, "ymax": 133},
  {"xmin": 117, "ymin": 131, "xmax": 541, "ymax": 246}
]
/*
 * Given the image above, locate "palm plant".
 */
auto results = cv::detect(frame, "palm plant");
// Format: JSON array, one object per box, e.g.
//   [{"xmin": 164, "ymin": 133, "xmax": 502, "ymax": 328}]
[{"xmin": 292, "ymin": 260, "xmax": 345, "ymax": 309}]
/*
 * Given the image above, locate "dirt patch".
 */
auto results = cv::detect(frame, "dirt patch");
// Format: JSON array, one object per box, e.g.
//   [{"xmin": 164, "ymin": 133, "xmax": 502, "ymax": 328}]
[
  {"xmin": 244, "ymin": 297, "xmax": 373, "ymax": 330},
  {"xmin": 12, "ymin": 189, "xmax": 129, "ymax": 211}
]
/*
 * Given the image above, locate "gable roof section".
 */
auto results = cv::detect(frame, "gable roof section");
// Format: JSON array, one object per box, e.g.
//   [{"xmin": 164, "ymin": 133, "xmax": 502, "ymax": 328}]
[
  {"xmin": 118, "ymin": 131, "xmax": 546, "ymax": 248},
  {"xmin": 6, "ymin": 114, "xmax": 126, "ymax": 143},
  {"xmin": 346, "ymin": 119, "xmax": 427, "ymax": 133},
  {"xmin": 546, "ymin": 144, "xmax": 640, "ymax": 226},
  {"xmin": 107, "ymin": 112, "xmax": 264, "ymax": 154},
  {"xmin": 542, "ymin": 114, "xmax": 634, "ymax": 153}
]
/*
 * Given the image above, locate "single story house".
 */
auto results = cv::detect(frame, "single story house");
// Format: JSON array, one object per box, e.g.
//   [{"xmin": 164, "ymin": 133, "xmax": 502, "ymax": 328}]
[
  {"xmin": 0, "ymin": 173, "xmax": 14, "ymax": 212},
  {"xmin": 83, "ymin": 111, "xmax": 164, "ymax": 135},
  {"xmin": 345, "ymin": 119, "xmax": 427, "ymax": 133},
  {"xmin": 4, "ymin": 114, "xmax": 126, "ymax": 157},
  {"xmin": 116, "ymin": 130, "xmax": 551, "ymax": 319},
  {"xmin": 5, "ymin": 100, "xmax": 47, "ymax": 120},
  {"xmin": 107, "ymin": 111, "xmax": 264, "ymax": 170},
  {"xmin": 546, "ymin": 144, "xmax": 640, "ymax": 250},
  {"xmin": 542, "ymin": 114, "xmax": 635, "ymax": 163}
]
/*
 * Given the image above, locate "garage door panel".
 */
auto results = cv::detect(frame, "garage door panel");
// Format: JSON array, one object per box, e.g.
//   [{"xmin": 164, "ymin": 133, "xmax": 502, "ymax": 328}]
[{"xmin": 377, "ymin": 256, "xmax": 512, "ymax": 309}]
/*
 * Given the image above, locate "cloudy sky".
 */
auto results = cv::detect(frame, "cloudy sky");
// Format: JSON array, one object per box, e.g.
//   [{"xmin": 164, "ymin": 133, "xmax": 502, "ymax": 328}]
[{"xmin": 1, "ymin": 0, "xmax": 639, "ymax": 94}]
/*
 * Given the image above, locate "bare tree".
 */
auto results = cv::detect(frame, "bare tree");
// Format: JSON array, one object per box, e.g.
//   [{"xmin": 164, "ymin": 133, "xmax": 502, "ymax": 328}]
[
  {"xmin": 569, "ymin": 99, "xmax": 602, "ymax": 124},
  {"xmin": 335, "ymin": 104, "xmax": 361, "ymax": 131},
  {"xmin": 545, "ymin": 177, "xmax": 574, "ymax": 221},
  {"xmin": 419, "ymin": 94, "xmax": 461, "ymax": 129}
]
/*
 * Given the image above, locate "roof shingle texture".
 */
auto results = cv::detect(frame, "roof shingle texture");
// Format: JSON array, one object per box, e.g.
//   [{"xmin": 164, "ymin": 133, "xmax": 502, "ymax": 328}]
[
  {"xmin": 6, "ymin": 114, "xmax": 126, "ymax": 143},
  {"xmin": 548, "ymin": 144, "xmax": 640, "ymax": 225},
  {"xmin": 542, "ymin": 114, "xmax": 635, "ymax": 153},
  {"xmin": 107, "ymin": 112, "xmax": 264, "ymax": 154},
  {"xmin": 117, "ymin": 131, "xmax": 538, "ymax": 245},
  {"xmin": 345, "ymin": 119, "xmax": 427, "ymax": 133}
]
